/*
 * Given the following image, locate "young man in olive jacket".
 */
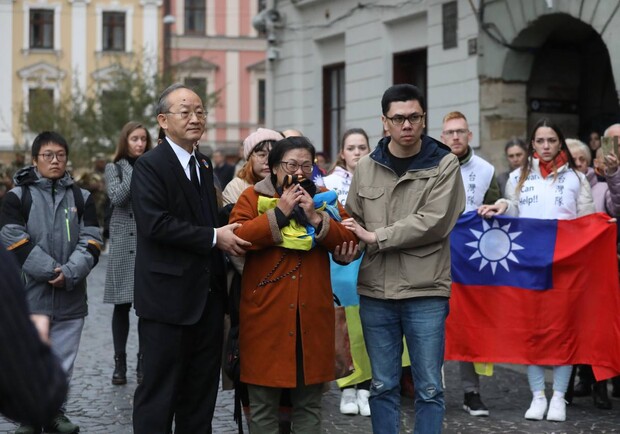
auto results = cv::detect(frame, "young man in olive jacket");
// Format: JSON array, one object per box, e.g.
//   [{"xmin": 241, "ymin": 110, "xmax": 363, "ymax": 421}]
[{"xmin": 343, "ymin": 84, "xmax": 465, "ymax": 434}]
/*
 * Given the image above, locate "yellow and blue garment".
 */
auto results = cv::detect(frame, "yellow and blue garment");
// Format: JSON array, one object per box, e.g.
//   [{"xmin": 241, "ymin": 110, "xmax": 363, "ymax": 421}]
[{"xmin": 257, "ymin": 190, "xmax": 341, "ymax": 251}]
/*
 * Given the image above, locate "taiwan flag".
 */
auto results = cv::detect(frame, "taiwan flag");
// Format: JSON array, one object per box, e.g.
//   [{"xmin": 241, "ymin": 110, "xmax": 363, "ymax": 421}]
[{"xmin": 445, "ymin": 211, "xmax": 620, "ymax": 380}]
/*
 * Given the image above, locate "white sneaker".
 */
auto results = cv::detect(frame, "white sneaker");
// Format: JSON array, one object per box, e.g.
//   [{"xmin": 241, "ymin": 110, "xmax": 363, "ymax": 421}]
[
  {"xmin": 340, "ymin": 388, "xmax": 358, "ymax": 415},
  {"xmin": 357, "ymin": 389, "xmax": 371, "ymax": 416},
  {"xmin": 524, "ymin": 395, "xmax": 548, "ymax": 420},
  {"xmin": 546, "ymin": 396, "xmax": 566, "ymax": 422}
]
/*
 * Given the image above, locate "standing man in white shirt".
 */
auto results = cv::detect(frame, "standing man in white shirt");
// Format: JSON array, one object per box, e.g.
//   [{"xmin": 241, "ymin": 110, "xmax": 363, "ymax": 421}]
[{"xmin": 441, "ymin": 111, "xmax": 501, "ymax": 417}]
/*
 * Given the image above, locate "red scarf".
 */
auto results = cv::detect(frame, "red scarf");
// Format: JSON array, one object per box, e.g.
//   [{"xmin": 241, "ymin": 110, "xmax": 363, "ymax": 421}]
[{"xmin": 534, "ymin": 150, "xmax": 569, "ymax": 178}]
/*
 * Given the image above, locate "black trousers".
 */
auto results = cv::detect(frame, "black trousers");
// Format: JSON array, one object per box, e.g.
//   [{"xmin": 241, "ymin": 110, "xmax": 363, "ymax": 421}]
[{"xmin": 133, "ymin": 289, "xmax": 225, "ymax": 434}]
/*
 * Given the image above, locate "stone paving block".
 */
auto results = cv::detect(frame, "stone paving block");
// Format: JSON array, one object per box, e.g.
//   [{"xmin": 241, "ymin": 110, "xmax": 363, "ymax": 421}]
[{"xmin": 2, "ymin": 255, "xmax": 620, "ymax": 433}]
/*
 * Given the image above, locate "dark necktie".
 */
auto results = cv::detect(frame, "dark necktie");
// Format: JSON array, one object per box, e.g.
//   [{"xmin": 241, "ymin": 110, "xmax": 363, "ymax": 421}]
[{"xmin": 189, "ymin": 156, "xmax": 201, "ymax": 193}]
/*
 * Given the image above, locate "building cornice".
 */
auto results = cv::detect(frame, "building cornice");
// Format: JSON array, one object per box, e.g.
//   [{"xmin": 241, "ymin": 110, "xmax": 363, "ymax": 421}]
[
  {"xmin": 173, "ymin": 35, "xmax": 267, "ymax": 52},
  {"xmin": 18, "ymin": 62, "xmax": 66, "ymax": 81},
  {"xmin": 174, "ymin": 56, "xmax": 219, "ymax": 71},
  {"xmin": 139, "ymin": 0, "xmax": 163, "ymax": 7},
  {"xmin": 246, "ymin": 59, "xmax": 266, "ymax": 72}
]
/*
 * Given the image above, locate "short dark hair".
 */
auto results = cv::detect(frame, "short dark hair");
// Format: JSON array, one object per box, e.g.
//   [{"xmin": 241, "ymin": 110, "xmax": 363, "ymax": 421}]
[
  {"xmin": 31, "ymin": 131, "xmax": 69, "ymax": 159},
  {"xmin": 381, "ymin": 84, "xmax": 426, "ymax": 115},
  {"xmin": 268, "ymin": 136, "xmax": 316, "ymax": 172}
]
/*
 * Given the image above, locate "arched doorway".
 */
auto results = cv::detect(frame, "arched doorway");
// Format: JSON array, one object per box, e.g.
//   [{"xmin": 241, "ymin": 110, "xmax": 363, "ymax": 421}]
[{"xmin": 511, "ymin": 14, "xmax": 619, "ymax": 140}]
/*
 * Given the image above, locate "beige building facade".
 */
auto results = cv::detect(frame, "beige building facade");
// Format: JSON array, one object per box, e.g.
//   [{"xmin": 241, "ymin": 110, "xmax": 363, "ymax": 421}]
[{"xmin": 0, "ymin": 0, "xmax": 163, "ymax": 160}]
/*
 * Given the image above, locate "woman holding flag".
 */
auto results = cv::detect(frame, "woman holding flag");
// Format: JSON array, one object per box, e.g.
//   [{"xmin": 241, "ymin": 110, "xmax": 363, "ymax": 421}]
[{"xmin": 478, "ymin": 118, "xmax": 595, "ymax": 422}]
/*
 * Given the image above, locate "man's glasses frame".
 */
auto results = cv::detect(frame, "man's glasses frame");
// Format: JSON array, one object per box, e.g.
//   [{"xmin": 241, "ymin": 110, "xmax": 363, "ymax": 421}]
[
  {"xmin": 442, "ymin": 129, "xmax": 470, "ymax": 137},
  {"xmin": 385, "ymin": 113, "xmax": 426, "ymax": 126},
  {"xmin": 164, "ymin": 109, "xmax": 208, "ymax": 120},
  {"xmin": 38, "ymin": 152, "xmax": 67, "ymax": 162}
]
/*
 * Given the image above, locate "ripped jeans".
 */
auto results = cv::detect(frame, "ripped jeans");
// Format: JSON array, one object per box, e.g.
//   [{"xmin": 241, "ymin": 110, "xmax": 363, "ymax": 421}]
[{"xmin": 360, "ymin": 295, "xmax": 449, "ymax": 434}]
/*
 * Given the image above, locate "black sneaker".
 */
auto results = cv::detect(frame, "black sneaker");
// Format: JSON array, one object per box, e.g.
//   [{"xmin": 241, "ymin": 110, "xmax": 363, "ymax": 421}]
[
  {"xmin": 463, "ymin": 391, "xmax": 489, "ymax": 417},
  {"xmin": 43, "ymin": 414, "xmax": 79, "ymax": 434}
]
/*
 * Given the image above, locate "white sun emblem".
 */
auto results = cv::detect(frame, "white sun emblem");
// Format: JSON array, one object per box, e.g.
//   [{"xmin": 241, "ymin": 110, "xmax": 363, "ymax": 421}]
[{"xmin": 465, "ymin": 219, "xmax": 524, "ymax": 274}]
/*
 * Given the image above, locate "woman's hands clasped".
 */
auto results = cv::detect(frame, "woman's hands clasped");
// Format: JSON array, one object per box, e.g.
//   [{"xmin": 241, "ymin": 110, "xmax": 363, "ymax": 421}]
[{"xmin": 277, "ymin": 183, "xmax": 322, "ymax": 227}]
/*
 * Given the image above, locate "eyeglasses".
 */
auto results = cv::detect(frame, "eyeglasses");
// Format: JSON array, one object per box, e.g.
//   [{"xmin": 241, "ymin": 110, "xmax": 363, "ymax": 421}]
[
  {"xmin": 38, "ymin": 152, "xmax": 67, "ymax": 162},
  {"xmin": 386, "ymin": 113, "xmax": 425, "ymax": 126},
  {"xmin": 164, "ymin": 109, "xmax": 208, "ymax": 120},
  {"xmin": 280, "ymin": 160, "xmax": 313, "ymax": 174},
  {"xmin": 442, "ymin": 129, "xmax": 469, "ymax": 136}
]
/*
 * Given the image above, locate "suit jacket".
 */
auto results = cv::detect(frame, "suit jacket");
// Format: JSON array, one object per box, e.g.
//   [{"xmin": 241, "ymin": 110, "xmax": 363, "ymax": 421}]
[{"xmin": 131, "ymin": 139, "xmax": 225, "ymax": 325}]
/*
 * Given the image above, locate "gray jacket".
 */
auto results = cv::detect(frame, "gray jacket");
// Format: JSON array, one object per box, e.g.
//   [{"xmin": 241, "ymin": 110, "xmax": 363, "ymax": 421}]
[{"xmin": 0, "ymin": 166, "xmax": 102, "ymax": 320}]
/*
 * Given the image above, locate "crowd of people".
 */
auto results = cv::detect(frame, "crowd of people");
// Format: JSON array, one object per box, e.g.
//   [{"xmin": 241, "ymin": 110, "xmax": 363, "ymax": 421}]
[{"xmin": 1, "ymin": 81, "xmax": 620, "ymax": 434}]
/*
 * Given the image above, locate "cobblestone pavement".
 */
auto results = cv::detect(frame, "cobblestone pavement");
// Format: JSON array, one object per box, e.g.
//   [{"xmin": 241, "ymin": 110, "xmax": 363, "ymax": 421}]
[{"xmin": 2, "ymin": 254, "xmax": 620, "ymax": 433}]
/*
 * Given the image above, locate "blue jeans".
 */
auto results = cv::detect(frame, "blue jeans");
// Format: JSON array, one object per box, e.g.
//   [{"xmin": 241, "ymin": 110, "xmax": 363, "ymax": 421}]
[
  {"xmin": 360, "ymin": 295, "xmax": 449, "ymax": 434},
  {"xmin": 527, "ymin": 365, "xmax": 572, "ymax": 394}
]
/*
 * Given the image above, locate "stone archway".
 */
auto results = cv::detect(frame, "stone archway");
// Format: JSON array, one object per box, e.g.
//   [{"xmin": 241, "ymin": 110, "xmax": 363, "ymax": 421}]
[
  {"xmin": 513, "ymin": 14, "xmax": 618, "ymax": 139},
  {"xmin": 479, "ymin": 10, "xmax": 620, "ymax": 170}
]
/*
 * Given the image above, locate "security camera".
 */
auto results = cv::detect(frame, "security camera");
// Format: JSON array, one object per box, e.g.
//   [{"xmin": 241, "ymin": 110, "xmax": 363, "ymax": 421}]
[
  {"xmin": 252, "ymin": 11, "xmax": 267, "ymax": 33},
  {"xmin": 266, "ymin": 9, "xmax": 281, "ymax": 23},
  {"xmin": 267, "ymin": 46, "xmax": 280, "ymax": 62},
  {"xmin": 252, "ymin": 8, "xmax": 283, "ymax": 33},
  {"xmin": 267, "ymin": 32, "xmax": 277, "ymax": 44}
]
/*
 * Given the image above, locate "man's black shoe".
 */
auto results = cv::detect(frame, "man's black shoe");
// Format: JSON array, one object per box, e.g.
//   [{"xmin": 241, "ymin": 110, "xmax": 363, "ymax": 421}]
[
  {"xmin": 43, "ymin": 414, "xmax": 79, "ymax": 434},
  {"xmin": 574, "ymin": 380, "xmax": 592, "ymax": 397},
  {"xmin": 593, "ymin": 381, "xmax": 613, "ymax": 409}
]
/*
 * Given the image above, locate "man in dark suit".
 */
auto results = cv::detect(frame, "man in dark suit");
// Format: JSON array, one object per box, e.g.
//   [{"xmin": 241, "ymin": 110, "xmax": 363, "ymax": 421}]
[
  {"xmin": 131, "ymin": 83, "xmax": 250, "ymax": 434},
  {"xmin": 212, "ymin": 149, "xmax": 235, "ymax": 189}
]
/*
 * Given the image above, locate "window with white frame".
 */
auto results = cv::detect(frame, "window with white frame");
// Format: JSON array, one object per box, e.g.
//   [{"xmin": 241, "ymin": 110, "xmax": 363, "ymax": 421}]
[
  {"xmin": 103, "ymin": 12, "xmax": 126, "ymax": 51},
  {"xmin": 185, "ymin": 0, "xmax": 206, "ymax": 34},
  {"xmin": 29, "ymin": 9, "xmax": 54, "ymax": 49},
  {"xmin": 258, "ymin": 79, "xmax": 266, "ymax": 125},
  {"xmin": 184, "ymin": 77, "xmax": 207, "ymax": 102},
  {"xmin": 23, "ymin": 4, "xmax": 60, "ymax": 52},
  {"xmin": 28, "ymin": 88, "xmax": 54, "ymax": 112},
  {"xmin": 322, "ymin": 63, "xmax": 345, "ymax": 161}
]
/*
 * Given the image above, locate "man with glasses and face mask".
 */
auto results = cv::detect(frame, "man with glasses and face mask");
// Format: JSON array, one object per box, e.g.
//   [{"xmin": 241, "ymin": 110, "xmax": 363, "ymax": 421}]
[
  {"xmin": 440, "ymin": 111, "xmax": 501, "ymax": 418},
  {"xmin": 0, "ymin": 131, "xmax": 103, "ymax": 434},
  {"xmin": 343, "ymin": 84, "xmax": 465, "ymax": 434}
]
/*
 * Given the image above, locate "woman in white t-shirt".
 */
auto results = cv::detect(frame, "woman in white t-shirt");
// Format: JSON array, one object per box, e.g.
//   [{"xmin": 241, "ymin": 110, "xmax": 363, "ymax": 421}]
[{"xmin": 479, "ymin": 118, "xmax": 595, "ymax": 423}]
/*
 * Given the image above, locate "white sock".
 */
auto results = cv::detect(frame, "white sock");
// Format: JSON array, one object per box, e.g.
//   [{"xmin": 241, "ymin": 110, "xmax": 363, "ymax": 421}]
[
  {"xmin": 532, "ymin": 390, "xmax": 546, "ymax": 399},
  {"xmin": 552, "ymin": 391, "xmax": 565, "ymax": 400}
]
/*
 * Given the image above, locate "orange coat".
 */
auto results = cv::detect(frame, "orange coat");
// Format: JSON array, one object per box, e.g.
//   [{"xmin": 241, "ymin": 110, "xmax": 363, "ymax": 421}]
[{"xmin": 229, "ymin": 177, "xmax": 357, "ymax": 387}]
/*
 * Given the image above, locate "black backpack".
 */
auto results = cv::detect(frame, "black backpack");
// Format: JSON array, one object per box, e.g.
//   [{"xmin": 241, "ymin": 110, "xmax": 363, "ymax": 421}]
[
  {"xmin": 103, "ymin": 163, "xmax": 122, "ymax": 239},
  {"xmin": 20, "ymin": 184, "xmax": 84, "ymax": 223}
]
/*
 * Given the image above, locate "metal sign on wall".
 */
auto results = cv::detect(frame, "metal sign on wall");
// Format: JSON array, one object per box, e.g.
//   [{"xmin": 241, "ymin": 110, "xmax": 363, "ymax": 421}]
[{"xmin": 529, "ymin": 99, "xmax": 579, "ymax": 114}]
